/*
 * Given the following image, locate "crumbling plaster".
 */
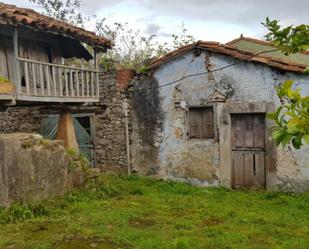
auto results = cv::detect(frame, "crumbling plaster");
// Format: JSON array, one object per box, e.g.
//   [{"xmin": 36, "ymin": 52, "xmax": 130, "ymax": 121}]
[{"xmin": 131, "ymin": 50, "xmax": 309, "ymax": 191}]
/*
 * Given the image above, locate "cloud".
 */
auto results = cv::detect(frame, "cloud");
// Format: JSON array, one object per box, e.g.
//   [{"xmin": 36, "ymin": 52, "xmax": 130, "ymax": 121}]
[
  {"xmin": 144, "ymin": 23, "xmax": 161, "ymax": 35},
  {"xmin": 5, "ymin": 0, "xmax": 309, "ymax": 43},
  {"xmin": 137, "ymin": 0, "xmax": 309, "ymax": 26},
  {"xmin": 9, "ymin": 0, "xmax": 309, "ymax": 26}
]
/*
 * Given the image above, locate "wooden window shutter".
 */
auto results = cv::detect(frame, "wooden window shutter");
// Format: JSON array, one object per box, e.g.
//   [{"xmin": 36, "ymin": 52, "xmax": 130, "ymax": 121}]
[
  {"xmin": 189, "ymin": 108, "xmax": 202, "ymax": 138},
  {"xmin": 202, "ymin": 108, "xmax": 214, "ymax": 138}
]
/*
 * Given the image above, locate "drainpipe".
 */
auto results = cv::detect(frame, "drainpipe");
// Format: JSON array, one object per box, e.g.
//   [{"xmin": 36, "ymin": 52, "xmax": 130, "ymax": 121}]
[{"xmin": 123, "ymin": 99, "xmax": 131, "ymax": 175}]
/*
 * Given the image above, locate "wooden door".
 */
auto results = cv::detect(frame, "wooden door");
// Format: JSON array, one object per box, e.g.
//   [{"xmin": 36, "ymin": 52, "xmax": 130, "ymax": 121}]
[{"xmin": 231, "ymin": 114, "xmax": 266, "ymax": 188}]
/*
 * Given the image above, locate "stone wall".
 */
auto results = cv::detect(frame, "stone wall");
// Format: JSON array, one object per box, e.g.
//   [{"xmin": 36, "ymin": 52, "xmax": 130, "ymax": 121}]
[
  {"xmin": 94, "ymin": 71, "xmax": 129, "ymax": 172},
  {"xmin": 0, "ymin": 134, "xmax": 71, "ymax": 207},
  {"xmin": 0, "ymin": 106, "xmax": 41, "ymax": 133}
]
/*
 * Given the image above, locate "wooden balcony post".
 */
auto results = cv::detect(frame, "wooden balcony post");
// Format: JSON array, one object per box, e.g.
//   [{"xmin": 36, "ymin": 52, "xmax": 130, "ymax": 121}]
[
  {"xmin": 94, "ymin": 48, "xmax": 100, "ymax": 98},
  {"xmin": 13, "ymin": 28, "xmax": 21, "ymax": 95},
  {"xmin": 94, "ymin": 48, "xmax": 98, "ymax": 70},
  {"xmin": 56, "ymin": 111, "xmax": 79, "ymax": 154}
]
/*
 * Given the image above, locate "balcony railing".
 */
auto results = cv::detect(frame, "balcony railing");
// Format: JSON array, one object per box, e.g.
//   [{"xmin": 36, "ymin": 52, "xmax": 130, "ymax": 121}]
[{"xmin": 17, "ymin": 58, "xmax": 100, "ymax": 102}]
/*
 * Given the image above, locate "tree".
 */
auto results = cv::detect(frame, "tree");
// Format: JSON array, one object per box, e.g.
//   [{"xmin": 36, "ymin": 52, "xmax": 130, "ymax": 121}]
[
  {"xmin": 29, "ymin": 0, "xmax": 85, "ymax": 26},
  {"xmin": 263, "ymin": 18, "xmax": 309, "ymax": 55},
  {"xmin": 263, "ymin": 18, "xmax": 309, "ymax": 149},
  {"xmin": 95, "ymin": 20, "xmax": 195, "ymax": 70}
]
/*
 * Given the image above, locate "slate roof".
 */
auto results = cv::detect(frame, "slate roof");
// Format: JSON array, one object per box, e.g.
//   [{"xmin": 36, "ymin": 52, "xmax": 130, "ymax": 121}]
[
  {"xmin": 149, "ymin": 40, "xmax": 308, "ymax": 73},
  {"xmin": 0, "ymin": 2, "xmax": 112, "ymax": 50}
]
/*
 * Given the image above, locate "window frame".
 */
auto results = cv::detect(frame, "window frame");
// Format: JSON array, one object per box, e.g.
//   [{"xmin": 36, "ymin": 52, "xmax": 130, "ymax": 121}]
[{"xmin": 187, "ymin": 105, "xmax": 215, "ymax": 140}]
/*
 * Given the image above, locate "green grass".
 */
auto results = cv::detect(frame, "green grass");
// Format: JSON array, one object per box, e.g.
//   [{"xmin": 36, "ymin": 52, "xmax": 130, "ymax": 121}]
[{"xmin": 0, "ymin": 174, "xmax": 308, "ymax": 249}]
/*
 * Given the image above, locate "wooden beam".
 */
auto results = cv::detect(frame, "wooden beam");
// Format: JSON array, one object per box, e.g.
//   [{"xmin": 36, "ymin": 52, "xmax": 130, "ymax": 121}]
[
  {"xmin": 13, "ymin": 28, "xmax": 21, "ymax": 94},
  {"xmin": 16, "ymin": 94, "xmax": 99, "ymax": 103},
  {"xmin": 18, "ymin": 57, "xmax": 99, "ymax": 72}
]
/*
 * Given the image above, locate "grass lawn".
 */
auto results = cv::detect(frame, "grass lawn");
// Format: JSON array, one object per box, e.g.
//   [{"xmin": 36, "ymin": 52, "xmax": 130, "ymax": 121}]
[{"xmin": 0, "ymin": 174, "xmax": 308, "ymax": 249}]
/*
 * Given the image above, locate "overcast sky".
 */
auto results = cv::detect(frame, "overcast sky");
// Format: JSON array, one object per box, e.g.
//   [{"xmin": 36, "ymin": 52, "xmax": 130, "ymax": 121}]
[{"xmin": 5, "ymin": 0, "xmax": 309, "ymax": 43}]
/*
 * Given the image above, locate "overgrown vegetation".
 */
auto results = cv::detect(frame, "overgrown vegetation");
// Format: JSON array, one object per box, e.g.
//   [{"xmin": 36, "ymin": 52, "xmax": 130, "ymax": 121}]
[
  {"xmin": 29, "ymin": 0, "xmax": 85, "ymax": 26},
  {"xmin": 263, "ymin": 18, "xmax": 309, "ymax": 149},
  {"xmin": 263, "ymin": 17, "xmax": 309, "ymax": 55},
  {"xmin": 267, "ymin": 80, "xmax": 309, "ymax": 149},
  {"xmin": 0, "ymin": 175, "xmax": 308, "ymax": 249}
]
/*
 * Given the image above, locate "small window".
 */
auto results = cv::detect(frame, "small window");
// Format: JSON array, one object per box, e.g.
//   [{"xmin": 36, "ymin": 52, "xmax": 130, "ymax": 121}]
[{"xmin": 188, "ymin": 106, "xmax": 214, "ymax": 139}]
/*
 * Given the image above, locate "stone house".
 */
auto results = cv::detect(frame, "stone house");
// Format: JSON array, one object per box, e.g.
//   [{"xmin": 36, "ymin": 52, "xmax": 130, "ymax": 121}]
[
  {"xmin": 0, "ymin": 2, "xmax": 129, "ymax": 172},
  {"xmin": 130, "ymin": 38, "xmax": 309, "ymax": 191}
]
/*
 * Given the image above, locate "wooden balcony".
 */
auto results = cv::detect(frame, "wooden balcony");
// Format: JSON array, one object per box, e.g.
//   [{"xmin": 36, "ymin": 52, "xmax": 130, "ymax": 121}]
[{"xmin": 14, "ymin": 58, "xmax": 100, "ymax": 103}]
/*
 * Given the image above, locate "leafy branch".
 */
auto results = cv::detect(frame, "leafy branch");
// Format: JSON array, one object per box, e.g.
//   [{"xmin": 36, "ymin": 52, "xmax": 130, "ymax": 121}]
[
  {"xmin": 263, "ymin": 17, "xmax": 309, "ymax": 55},
  {"xmin": 267, "ymin": 80, "xmax": 309, "ymax": 149}
]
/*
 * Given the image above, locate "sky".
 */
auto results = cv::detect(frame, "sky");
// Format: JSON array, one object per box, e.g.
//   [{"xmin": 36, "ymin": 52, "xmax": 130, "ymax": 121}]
[{"xmin": 5, "ymin": 0, "xmax": 309, "ymax": 43}]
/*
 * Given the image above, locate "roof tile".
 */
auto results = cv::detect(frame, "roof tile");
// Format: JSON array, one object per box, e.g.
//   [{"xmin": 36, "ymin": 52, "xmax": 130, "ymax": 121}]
[
  {"xmin": 149, "ymin": 40, "xmax": 307, "ymax": 73},
  {"xmin": 0, "ymin": 2, "xmax": 112, "ymax": 50}
]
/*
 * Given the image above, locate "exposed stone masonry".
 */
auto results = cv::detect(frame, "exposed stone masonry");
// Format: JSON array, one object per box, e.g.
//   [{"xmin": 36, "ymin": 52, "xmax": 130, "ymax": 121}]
[
  {"xmin": 95, "ymin": 71, "xmax": 129, "ymax": 172},
  {"xmin": 0, "ymin": 106, "xmax": 41, "ymax": 133}
]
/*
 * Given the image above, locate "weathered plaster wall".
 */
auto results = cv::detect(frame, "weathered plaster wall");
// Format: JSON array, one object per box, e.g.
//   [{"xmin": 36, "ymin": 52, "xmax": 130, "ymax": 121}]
[
  {"xmin": 131, "ymin": 50, "xmax": 309, "ymax": 191},
  {"xmin": 130, "ymin": 75, "xmax": 163, "ymax": 175}
]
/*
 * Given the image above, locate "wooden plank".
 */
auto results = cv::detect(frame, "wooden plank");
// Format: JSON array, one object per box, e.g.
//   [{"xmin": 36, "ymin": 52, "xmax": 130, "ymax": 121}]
[
  {"xmin": 52, "ymin": 66, "xmax": 56, "ymax": 96},
  {"xmin": 5, "ymin": 37, "xmax": 15, "ymax": 83},
  {"xmin": 86, "ymin": 71, "xmax": 89, "ymax": 97},
  {"xmin": 91, "ymin": 72, "xmax": 94, "ymax": 97},
  {"xmin": 39, "ymin": 63, "xmax": 44, "ymax": 96},
  {"xmin": 244, "ymin": 115, "xmax": 254, "ymax": 147},
  {"xmin": 202, "ymin": 107, "xmax": 214, "ymax": 138},
  {"xmin": 16, "ymin": 94, "xmax": 99, "ymax": 103},
  {"xmin": 58, "ymin": 67, "xmax": 63, "ymax": 96},
  {"xmin": 32, "ymin": 62, "xmax": 37, "ymax": 95},
  {"xmin": 81, "ymin": 70, "xmax": 84, "ymax": 97},
  {"xmin": 0, "ymin": 38, "xmax": 9, "ymax": 80},
  {"xmin": 45, "ymin": 65, "xmax": 51, "ymax": 96},
  {"xmin": 189, "ymin": 108, "xmax": 202, "ymax": 139},
  {"xmin": 13, "ymin": 28, "xmax": 21, "ymax": 94},
  {"xmin": 233, "ymin": 151, "xmax": 244, "ymax": 188},
  {"xmin": 18, "ymin": 57, "xmax": 99, "ymax": 72},
  {"xmin": 254, "ymin": 115, "xmax": 265, "ymax": 149},
  {"xmin": 64, "ymin": 68, "xmax": 69, "ymax": 96},
  {"xmin": 28, "ymin": 42, "xmax": 43, "ymax": 91},
  {"xmin": 231, "ymin": 115, "xmax": 244, "ymax": 147},
  {"xmin": 96, "ymin": 72, "xmax": 99, "ymax": 98},
  {"xmin": 254, "ymin": 152, "xmax": 265, "ymax": 188},
  {"xmin": 23, "ymin": 61, "xmax": 30, "ymax": 95},
  {"xmin": 244, "ymin": 153, "xmax": 254, "ymax": 187},
  {"xmin": 70, "ymin": 69, "xmax": 74, "ymax": 97},
  {"xmin": 76, "ymin": 70, "xmax": 80, "ymax": 97}
]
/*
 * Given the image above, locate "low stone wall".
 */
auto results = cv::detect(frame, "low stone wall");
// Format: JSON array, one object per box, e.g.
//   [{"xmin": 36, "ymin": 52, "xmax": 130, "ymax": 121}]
[{"xmin": 0, "ymin": 133, "xmax": 86, "ymax": 207}]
